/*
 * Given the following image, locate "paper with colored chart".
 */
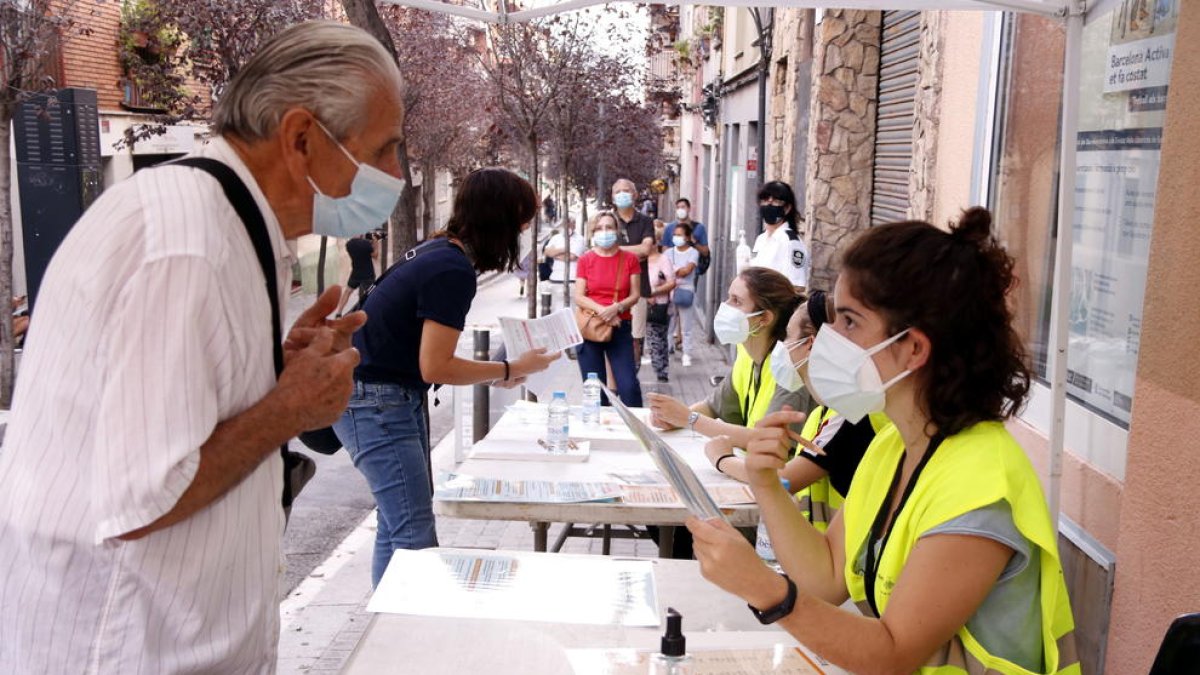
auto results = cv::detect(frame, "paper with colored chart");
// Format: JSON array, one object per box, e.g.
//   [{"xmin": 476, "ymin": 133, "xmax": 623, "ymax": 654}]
[{"xmin": 368, "ymin": 549, "xmax": 659, "ymax": 627}]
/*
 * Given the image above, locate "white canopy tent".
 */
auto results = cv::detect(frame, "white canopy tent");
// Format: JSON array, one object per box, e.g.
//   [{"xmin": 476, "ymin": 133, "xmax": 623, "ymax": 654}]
[{"xmin": 379, "ymin": 0, "xmax": 1125, "ymax": 525}]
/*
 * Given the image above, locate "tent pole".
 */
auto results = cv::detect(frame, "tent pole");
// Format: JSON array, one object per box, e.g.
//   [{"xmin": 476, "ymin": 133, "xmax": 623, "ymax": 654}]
[{"xmin": 1046, "ymin": 2, "xmax": 1084, "ymax": 525}]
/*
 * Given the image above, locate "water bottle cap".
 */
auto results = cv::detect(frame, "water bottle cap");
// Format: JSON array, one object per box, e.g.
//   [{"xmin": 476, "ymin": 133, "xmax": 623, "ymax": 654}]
[
  {"xmin": 553, "ymin": 391, "xmax": 566, "ymax": 398},
  {"xmin": 586, "ymin": 372, "xmax": 599, "ymax": 380}
]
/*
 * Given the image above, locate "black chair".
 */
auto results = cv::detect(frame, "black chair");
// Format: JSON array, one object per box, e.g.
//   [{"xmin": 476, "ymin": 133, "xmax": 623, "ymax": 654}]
[{"xmin": 1149, "ymin": 613, "xmax": 1200, "ymax": 675}]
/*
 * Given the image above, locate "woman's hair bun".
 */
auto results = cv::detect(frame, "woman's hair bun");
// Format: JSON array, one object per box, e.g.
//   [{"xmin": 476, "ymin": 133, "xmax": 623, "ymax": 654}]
[{"xmin": 951, "ymin": 207, "xmax": 993, "ymax": 245}]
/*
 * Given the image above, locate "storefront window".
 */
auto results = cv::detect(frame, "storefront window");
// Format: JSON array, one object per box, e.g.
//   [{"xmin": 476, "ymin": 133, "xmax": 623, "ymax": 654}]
[{"xmin": 990, "ymin": 1, "xmax": 1178, "ymax": 429}]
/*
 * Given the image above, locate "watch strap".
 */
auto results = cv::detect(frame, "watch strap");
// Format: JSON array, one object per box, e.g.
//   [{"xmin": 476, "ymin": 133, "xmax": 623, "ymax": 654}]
[
  {"xmin": 748, "ymin": 573, "xmax": 797, "ymax": 625},
  {"xmin": 686, "ymin": 410, "xmax": 701, "ymax": 431}
]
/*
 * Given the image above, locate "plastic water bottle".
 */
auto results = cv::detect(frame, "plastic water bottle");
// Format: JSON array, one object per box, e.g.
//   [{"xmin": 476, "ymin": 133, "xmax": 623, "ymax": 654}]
[
  {"xmin": 581, "ymin": 373, "xmax": 602, "ymax": 425},
  {"xmin": 547, "ymin": 392, "xmax": 570, "ymax": 454},
  {"xmin": 756, "ymin": 478, "xmax": 791, "ymax": 567}
]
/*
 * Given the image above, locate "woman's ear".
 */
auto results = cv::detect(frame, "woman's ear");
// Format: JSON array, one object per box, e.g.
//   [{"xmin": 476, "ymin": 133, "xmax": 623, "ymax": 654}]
[{"xmin": 901, "ymin": 327, "xmax": 932, "ymax": 372}]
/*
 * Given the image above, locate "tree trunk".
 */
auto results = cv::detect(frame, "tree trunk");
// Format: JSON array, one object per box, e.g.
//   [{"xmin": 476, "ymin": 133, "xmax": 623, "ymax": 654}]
[
  {"xmin": 526, "ymin": 132, "xmax": 539, "ymax": 319},
  {"xmin": 560, "ymin": 174, "xmax": 570, "ymax": 308},
  {"xmin": 419, "ymin": 159, "xmax": 436, "ymax": 238},
  {"xmin": 0, "ymin": 106, "xmax": 15, "ymax": 408},
  {"xmin": 317, "ymin": 235, "xmax": 328, "ymax": 295},
  {"xmin": 391, "ymin": 145, "xmax": 419, "ymax": 259},
  {"xmin": 339, "ymin": 0, "xmax": 418, "ymax": 262}
]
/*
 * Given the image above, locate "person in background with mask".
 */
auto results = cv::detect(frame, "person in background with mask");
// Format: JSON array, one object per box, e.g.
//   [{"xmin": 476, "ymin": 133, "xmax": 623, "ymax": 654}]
[
  {"xmin": 334, "ymin": 168, "xmax": 560, "ymax": 587},
  {"xmin": 704, "ymin": 289, "xmax": 886, "ymax": 532},
  {"xmin": 647, "ymin": 267, "xmax": 807, "ymax": 449},
  {"xmin": 750, "ymin": 181, "xmax": 810, "ymax": 293},
  {"xmin": 666, "ymin": 222, "xmax": 700, "ymax": 367},
  {"xmin": 575, "ymin": 211, "xmax": 643, "ymax": 406},
  {"xmin": 543, "ymin": 216, "xmax": 587, "ymax": 312},
  {"xmin": 663, "ymin": 197, "xmax": 710, "ymax": 352},
  {"xmin": 611, "ymin": 179, "xmax": 656, "ymax": 370},
  {"xmin": 686, "ymin": 209, "xmax": 1077, "ymax": 675},
  {"xmin": 644, "ymin": 223, "xmax": 676, "ymax": 383}
]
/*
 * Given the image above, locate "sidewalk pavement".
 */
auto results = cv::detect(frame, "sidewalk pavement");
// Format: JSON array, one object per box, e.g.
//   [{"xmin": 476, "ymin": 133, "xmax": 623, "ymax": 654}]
[{"xmin": 278, "ymin": 318, "xmax": 732, "ymax": 674}]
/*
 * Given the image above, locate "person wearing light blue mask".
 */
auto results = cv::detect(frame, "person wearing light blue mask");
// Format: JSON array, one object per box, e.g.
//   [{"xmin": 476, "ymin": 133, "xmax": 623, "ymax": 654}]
[
  {"xmin": 307, "ymin": 119, "xmax": 406, "ymax": 239},
  {"xmin": 334, "ymin": 168, "xmax": 561, "ymax": 587},
  {"xmin": 610, "ymin": 178, "xmax": 656, "ymax": 370},
  {"xmin": 574, "ymin": 212, "xmax": 643, "ymax": 407}
]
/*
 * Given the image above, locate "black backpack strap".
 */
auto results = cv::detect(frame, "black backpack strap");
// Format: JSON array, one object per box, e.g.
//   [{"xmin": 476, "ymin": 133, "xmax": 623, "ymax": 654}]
[
  {"xmin": 351, "ymin": 237, "xmax": 450, "ymax": 313},
  {"xmin": 169, "ymin": 157, "xmax": 300, "ymax": 509}
]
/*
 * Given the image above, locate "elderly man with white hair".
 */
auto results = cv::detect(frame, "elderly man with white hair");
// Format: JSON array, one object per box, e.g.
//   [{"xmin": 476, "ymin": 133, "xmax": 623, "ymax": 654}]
[{"xmin": 0, "ymin": 22, "xmax": 404, "ymax": 673}]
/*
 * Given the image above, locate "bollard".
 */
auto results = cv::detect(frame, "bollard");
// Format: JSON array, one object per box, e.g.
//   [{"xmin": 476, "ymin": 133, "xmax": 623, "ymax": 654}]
[
  {"xmin": 472, "ymin": 328, "xmax": 491, "ymax": 443},
  {"xmin": 540, "ymin": 288, "xmax": 552, "ymax": 317}
]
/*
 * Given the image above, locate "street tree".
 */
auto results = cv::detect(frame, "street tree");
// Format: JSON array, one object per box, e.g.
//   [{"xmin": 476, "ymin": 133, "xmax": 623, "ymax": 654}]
[
  {"xmin": 0, "ymin": 0, "xmax": 97, "ymax": 406},
  {"xmin": 381, "ymin": 6, "xmax": 491, "ymax": 237},
  {"xmin": 339, "ymin": 0, "xmax": 420, "ymax": 268},
  {"xmin": 475, "ymin": 14, "xmax": 598, "ymax": 318}
]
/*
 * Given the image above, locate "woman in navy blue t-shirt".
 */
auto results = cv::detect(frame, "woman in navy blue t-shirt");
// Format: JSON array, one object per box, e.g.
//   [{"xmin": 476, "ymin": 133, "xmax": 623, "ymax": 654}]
[{"xmin": 333, "ymin": 168, "xmax": 559, "ymax": 586}]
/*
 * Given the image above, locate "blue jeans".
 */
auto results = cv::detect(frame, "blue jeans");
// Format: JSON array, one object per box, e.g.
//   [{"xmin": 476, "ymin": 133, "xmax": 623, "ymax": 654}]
[
  {"xmin": 576, "ymin": 320, "xmax": 643, "ymax": 407},
  {"xmin": 333, "ymin": 381, "xmax": 438, "ymax": 587}
]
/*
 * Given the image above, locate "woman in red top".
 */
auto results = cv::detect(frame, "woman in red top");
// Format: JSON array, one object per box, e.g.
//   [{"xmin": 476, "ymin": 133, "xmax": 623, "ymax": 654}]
[{"xmin": 574, "ymin": 212, "xmax": 643, "ymax": 406}]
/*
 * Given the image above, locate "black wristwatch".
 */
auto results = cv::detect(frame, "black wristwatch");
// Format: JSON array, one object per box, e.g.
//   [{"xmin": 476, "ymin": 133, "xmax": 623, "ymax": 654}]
[{"xmin": 748, "ymin": 573, "xmax": 797, "ymax": 625}]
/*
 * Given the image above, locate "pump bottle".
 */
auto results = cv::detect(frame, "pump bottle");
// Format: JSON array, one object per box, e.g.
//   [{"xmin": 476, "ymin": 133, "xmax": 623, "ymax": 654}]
[{"xmin": 649, "ymin": 607, "xmax": 691, "ymax": 674}]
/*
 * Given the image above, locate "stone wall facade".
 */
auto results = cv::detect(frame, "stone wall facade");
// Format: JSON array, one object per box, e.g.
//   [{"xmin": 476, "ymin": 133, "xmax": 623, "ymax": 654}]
[
  {"xmin": 804, "ymin": 10, "xmax": 881, "ymax": 292},
  {"xmin": 908, "ymin": 11, "xmax": 946, "ymax": 224},
  {"xmin": 768, "ymin": 9, "xmax": 814, "ymax": 188}
]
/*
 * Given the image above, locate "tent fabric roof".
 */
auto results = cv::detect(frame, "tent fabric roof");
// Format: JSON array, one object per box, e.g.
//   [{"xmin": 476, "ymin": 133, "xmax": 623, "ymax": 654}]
[{"xmin": 376, "ymin": 0, "xmax": 1074, "ymax": 25}]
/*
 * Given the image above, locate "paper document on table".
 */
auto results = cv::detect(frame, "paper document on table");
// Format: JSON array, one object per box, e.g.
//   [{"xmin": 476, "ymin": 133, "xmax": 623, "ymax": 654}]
[
  {"xmin": 434, "ymin": 473, "xmax": 622, "ymax": 503},
  {"xmin": 565, "ymin": 645, "xmax": 832, "ymax": 674},
  {"xmin": 601, "ymin": 386, "xmax": 727, "ymax": 522},
  {"xmin": 369, "ymin": 549, "xmax": 659, "ymax": 626},
  {"xmin": 620, "ymin": 484, "xmax": 756, "ymax": 507},
  {"xmin": 499, "ymin": 308, "xmax": 583, "ymax": 355}
]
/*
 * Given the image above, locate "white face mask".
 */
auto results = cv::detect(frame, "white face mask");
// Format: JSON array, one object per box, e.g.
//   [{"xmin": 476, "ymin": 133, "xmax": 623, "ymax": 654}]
[
  {"xmin": 672, "ymin": 235, "xmax": 687, "ymax": 248},
  {"xmin": 768, "ymin": 337, "xmax": 811, "ymax": 392},
  {"xmin": 807, "ymin": 326, "xmax": 911, "ymax": 423},
  {"xmin": 675, "ymin": 208, "xmax": 689, "ymax": 221},
  {"xmin": 713, "ymin": 302, "xmax": 764, "ymax": 345}
]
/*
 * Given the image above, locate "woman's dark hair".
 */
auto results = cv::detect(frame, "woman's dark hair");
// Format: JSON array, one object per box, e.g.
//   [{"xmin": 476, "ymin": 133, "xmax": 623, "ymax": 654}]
[
  {"xmin": 439, "ymin": 168, "xmax": 537, "ymax": 273},
  {"xmin": 840, "ymin": 207, "xmax": 1031, "ymax": 437},
  {"xmin": 739, "ymin": 266, "xmax": 803, "ymax": 342},
  {"xmin": 756, "ymin": 180, "xmax": 799, "ymax": 231},
  {"xmin": 672, "ymin": 222, "xmax": 693, "ymax": 238},
  {"xmin": 806, "ymin": 289, "xmax": 830, "ymax": 328}
]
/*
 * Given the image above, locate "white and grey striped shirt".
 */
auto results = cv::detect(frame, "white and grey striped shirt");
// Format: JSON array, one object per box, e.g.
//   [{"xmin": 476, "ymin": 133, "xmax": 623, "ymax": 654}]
[{"xmin": 0, "ymin": 137, "xmax": 294, "ymax": 674}]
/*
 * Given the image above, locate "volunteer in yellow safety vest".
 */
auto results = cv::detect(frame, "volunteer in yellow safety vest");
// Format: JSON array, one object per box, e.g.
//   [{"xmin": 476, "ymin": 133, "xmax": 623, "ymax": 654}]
[
  {"xmin": 707, "ymin": 290, "xmax": 887, "ymax": 532},
  {"xmin": 646, "ymin": 267, "xmax": 807, "ymax": 448},
  {"xmin": 686, "ymin": 209, "xmax": 1078, "ymax": 674}
]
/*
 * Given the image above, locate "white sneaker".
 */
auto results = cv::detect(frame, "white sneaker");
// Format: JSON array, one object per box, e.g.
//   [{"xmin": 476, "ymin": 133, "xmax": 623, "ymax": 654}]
[
  {"xmin": 641, "ymin": 354, "xmax": 652, "ymax": 365},
  {"xmin": 681, "ymin": 354, "xmax": 692, "ymax": 367}
]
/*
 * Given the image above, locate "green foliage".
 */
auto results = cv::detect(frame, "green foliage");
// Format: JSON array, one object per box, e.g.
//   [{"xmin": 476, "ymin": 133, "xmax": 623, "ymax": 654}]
[{"xmin": 118, "ymin": 0, "xmax": 186, "ymax": 111}]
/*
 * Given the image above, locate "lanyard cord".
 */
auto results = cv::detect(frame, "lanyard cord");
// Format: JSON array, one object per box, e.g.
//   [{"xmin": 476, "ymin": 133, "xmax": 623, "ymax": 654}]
[
  {"xmin": 741, "ymin": 362, "xmax": 764, "ymax": 423},
  {"xmin": 863, "ymin": 433, "xmax": 945, "ymax": 618}
]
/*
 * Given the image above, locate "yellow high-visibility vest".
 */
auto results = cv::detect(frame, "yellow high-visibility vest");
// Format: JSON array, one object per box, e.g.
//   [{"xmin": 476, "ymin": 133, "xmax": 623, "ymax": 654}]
[
  {"xmin": 793, "ymin": 407, "xmax": 890, "ymax": 531},
  {"xmin": 731, "ymin": 344, "xmax": 776, "ymax": 429},
  {"xmin": 842, "ymin": 421, "xmax": 1079, "ymax": 674}
]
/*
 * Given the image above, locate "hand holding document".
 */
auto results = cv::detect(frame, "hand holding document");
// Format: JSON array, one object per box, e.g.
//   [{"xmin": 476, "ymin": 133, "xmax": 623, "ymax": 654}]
[
  {"xmin": 499, "ymin": 308, "xmax": 583, "ymax": 355},
  {"xmin": 498, "ymin": 309, "xmax": 583, "ymax": 399},
  {"xmin": 601, "ymin": 386, "xmax": 728, "ymax": 523}
]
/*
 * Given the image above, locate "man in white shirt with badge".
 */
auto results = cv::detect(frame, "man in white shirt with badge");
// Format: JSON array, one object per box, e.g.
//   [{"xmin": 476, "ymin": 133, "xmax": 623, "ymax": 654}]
[
  {"xmin": 0, "ymin": 22, "xmax": 405, "ymax": 674},
  {"xmin": 749, "ymin": 180, "xmax": 809, "ymax": 293}
]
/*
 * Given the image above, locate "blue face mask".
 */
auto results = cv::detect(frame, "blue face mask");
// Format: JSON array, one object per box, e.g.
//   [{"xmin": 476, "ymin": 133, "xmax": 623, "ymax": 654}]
[
  {"xmin": 307, "ymin": 120, "xmax": 406, "ymax": 239},
  {"xmin": 592, "ymin": 231, "xmax": 618, "ymax": 249},
  {"xmin": 613, "ymin": 192, "xmax": 634, "ymax": 209}
]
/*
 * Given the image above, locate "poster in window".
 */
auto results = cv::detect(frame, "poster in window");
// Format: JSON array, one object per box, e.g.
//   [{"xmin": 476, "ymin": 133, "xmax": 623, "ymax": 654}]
[{"xmin": 1067, "ymin": 0, "xmax": 1176, "ymax": 426}]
